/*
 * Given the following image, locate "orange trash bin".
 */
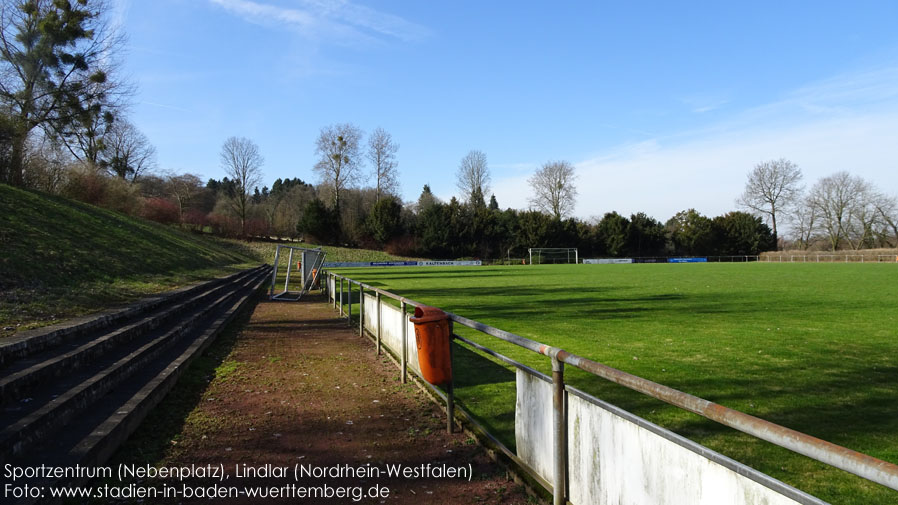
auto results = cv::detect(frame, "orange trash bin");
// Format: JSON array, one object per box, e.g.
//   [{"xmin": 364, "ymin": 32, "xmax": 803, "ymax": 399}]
[{"xmin": 409, "ymin": 306, "xmax": 452, "ymax": 385}]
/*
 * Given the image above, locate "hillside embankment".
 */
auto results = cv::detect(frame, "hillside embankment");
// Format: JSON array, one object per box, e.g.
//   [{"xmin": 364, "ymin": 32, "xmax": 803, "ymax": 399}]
[{"xmin": 0, "ymin": 184, "xmax": 258, "ymax": 337}]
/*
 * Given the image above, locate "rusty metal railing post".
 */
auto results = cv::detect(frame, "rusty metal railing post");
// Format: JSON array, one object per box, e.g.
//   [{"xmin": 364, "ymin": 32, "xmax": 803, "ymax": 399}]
[
  {"xmin": 375, "ymin": 291, "xmax": 382, "ymax": 355},
  {"xmin": 447, "ymin": 320, "xmax": 455, "ymax": 434},
  {"xmin": 552, "ymin": 357, "xmax": 566, "ymax": 505},
  {"xmin": 400, "ymin": 300, "xmax": 408, "ymax": 384},
  {"xmin": 347, "ymin": 280, "xmax": 352, "ymax": 325},
  {"xmin": 359, "ymin": 282, "xmax": 365, "ymax": 337},
  {"xmin": 269, "ymin": 247, "xmax": 280, "ymax": 298},
  {"xmin": 284, "ymin": 248, "xmax": 294, "ymax": 293},
  {"xmin": 339, "ymin": 277, "xmax": 344, "ymax": 317}
]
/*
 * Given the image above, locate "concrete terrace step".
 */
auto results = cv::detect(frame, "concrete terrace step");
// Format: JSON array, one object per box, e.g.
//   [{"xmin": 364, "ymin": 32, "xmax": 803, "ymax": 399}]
[
  {"xmin": 0, "ymin": 265, "xmax": 267, "ymax": 368},
  {"xmin": 0, "ymin": 266, "xmax": 263, "ymax": 406},
  {"xmin": 0, "ymin": 269, "xmax": 268, "ymax": 462},
  {"xmin": 9, "ymin": 277, "xmax": 264, "ymax": 505},
  {"xmin": 0, "ymin": 266, "xmax": 269, "ymax": 505}
]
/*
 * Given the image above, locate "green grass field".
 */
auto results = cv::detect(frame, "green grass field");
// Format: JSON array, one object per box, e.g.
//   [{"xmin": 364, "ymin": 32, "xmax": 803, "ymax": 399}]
[{"xmin": 334, "ymin": 263, "xmax": 898, "ymax": 504}]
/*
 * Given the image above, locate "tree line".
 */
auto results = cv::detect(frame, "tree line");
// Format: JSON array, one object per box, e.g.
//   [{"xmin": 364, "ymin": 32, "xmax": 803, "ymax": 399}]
[
  {"xmin": 2, "ymin": 2, "xmax": 892, "ymax": 258},
  {"xmin": 199, "ymin": 131, "xmax": 776, "ymax": 259},
  {"xmin": 736, "ymin": 159, "xmax": 898, "ymax": 251}
]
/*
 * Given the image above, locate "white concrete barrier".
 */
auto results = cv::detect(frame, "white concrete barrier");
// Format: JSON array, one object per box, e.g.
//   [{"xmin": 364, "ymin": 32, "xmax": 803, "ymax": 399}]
[
  {"xmin": 516, "ymin": 370, "xmax": 814, "ymax": 505},
  {"xmin": 361, "ymin": 292, "xmax": 421, "ymax": 375}
]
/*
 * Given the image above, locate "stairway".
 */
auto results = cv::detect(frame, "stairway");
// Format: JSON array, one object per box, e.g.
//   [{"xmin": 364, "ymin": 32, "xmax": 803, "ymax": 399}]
[{"xmin": 0, "ymin": 265, "xmax": 270, "ymax": 504}]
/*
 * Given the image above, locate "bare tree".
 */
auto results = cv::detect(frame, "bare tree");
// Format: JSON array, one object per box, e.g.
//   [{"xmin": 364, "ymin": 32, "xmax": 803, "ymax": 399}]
[
  {"xmin": 313, "ymin": 123, "xmax": 363, "ymax": 210},
  {"xmin": 220, "ymin": 136, "xmax": 264, "ymax": 238},
  {"xmin": 456, "ymin": 149, "xmax": 490, "ymax": 205},
  {"xmin": 807, "ymin": 171, "xmax": 867, "ymax": 251},
  {"xmin": 736, "ymin": 158, "xmax": 803, "ymax": 248},
  {"xmin": 787, "ymin": 197, "xmax": 817, "ymax": 250},
  {"xmin": 102, "ymin": 120, "xmax": 156, "ymax": 181},
  {"xmin": 528, "ymin": 160, "xmax": 578, "ymax": 219},
  {"xmin": 165, "ymin": 172, "xmax": 204, "ymax": 222},
  {"xmin": 367, "ymin": 127, "xmax": 399, "ymax": 201},
  {"xmin": 874, "ymin": 194, "xmax": 898, "ymax": 247},
  {"xmin": 23, "ymin": 134, "xmax": 73, "ymax": 193},
  {"xmin": 845, "ymin": 182, "xmax": 882, "ymax": 250},
  {"xmin": 60, "ymin": 78, "xmax": 134, "ymax": 170}
]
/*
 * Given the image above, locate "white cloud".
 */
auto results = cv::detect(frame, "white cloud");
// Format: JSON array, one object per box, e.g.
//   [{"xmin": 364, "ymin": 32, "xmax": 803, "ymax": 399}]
[
  {"xmin": 491, "ymin": 64, "xmax": 898, "ymax": 223},
  {"xmin": 572, "ymin": 111, "xmax": 898, "ymax": 221},
  {"xmin": 208, "ymin": 0, "xmax": 430, "ymax": 46},
  {"xmin": 679, "ymin": 92, "xmax": 730, "ymax": 114},
  {"xmin": 111, "ymin": 0, "xmax": 131, "ymax": 33}
]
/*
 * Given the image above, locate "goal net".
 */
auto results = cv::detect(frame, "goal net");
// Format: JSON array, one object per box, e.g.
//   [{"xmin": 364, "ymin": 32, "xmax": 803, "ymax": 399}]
[
  {"xmin": 269, "ymin": 245, "xmax": 327, "ymax": 301},
  {"xmin": 528, "ymin": 248, "xmax": 579, "ymax": 265}
]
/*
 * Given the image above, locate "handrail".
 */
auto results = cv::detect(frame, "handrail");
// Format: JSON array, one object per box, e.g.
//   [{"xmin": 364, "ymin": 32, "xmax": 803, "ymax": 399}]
[{"xmin": 325, "ymin": 270, "xmax": 898, "ymax": 493}]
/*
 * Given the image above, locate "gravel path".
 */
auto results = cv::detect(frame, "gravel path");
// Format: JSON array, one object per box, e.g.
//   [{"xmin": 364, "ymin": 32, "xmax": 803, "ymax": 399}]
[{"xmin": 153, "ymin": 295, "xmax": 529, "ymax": 504}]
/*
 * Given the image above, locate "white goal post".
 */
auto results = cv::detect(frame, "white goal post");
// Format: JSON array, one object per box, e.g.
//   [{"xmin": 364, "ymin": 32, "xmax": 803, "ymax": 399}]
[
  {"xmin": 528, "ymin": 247, "xmax": 578, "ymax": 265},
  {"xmin": 269, "ymin": 245, "xmax": 327, "ymax": 301}
]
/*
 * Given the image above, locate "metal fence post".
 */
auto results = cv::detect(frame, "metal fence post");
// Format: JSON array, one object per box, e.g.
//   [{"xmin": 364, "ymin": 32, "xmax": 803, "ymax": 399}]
[
  {"xmin": 339, "ymin": 277, "xmax": 344, "ymax": 317},
  {"xmin": 359, "ymin": 282, "xmax": 365, "ymax": 337},
  {"xmin": 552, "ymin": 357, "xmax": 566, "ymax": 505},
  {"xmin": 284, "ymin": 248, "xmax": 294, "ymax": 293},
  {"xmin": 447, "ymin": 320, "xmax": 455, "ymax": 434},
  {"xmin": 375, "ymin": 292, "xmax": 382, "ymax": 355},
  {"xmin": 400, "ymin": 301, "xmax": 407, "ymax": 384},
  {"xmin": 269, "ymin": 246, "xmax": 280, "ymax": 298},
  {"xmin": 347, "ymin": 280, "xmax": 352, "ymax": 325}
]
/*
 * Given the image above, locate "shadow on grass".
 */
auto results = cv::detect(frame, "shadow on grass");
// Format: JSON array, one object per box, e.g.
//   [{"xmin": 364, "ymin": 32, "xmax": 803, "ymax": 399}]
[{"xmin": 450, "ymin": 341, "xmax": 518, "ymax": 450}]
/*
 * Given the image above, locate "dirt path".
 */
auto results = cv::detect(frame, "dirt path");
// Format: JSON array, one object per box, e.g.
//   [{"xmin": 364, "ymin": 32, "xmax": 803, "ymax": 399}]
[{"xmin": 155, "ymin": 295, "xmax": 530, "ymax": 504}]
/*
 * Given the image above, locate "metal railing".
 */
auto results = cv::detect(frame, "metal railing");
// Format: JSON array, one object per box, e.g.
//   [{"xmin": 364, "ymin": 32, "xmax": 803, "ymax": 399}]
[
  {"xmin": 763, "ymin": 253, "xmax": 898, "ymax": 263},
  {"xmin": 323, "ymin": 270, "xmax": 898, "ymax": 505}
]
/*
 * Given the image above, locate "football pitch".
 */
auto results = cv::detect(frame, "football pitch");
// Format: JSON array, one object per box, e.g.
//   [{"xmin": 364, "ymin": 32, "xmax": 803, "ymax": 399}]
[{"xmin": 334, "ymin": 263, "xmax": 898, "ymax": 504}]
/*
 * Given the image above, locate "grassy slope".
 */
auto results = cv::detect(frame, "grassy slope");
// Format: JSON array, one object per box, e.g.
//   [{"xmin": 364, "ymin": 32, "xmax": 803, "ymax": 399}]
[
  {"xmin": 244, "ymin": 240, "xmax": 420, "ymax": 266},
  {"xmin": 334, "ymin": 263, "xmax": 898, "ymax": 504},
  {"xmin": 0, "ymin": 184, "xmax": 259, "ymax": 335},
  {"xmin": 0, "ymin": 184, "xmax": 418, "ymax": 337}
]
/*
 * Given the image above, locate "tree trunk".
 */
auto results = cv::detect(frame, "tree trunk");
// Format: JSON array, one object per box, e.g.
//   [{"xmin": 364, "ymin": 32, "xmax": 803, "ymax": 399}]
[{"xmin": 8, "ymin": 134, "xmax": 27, "ymax": 187}]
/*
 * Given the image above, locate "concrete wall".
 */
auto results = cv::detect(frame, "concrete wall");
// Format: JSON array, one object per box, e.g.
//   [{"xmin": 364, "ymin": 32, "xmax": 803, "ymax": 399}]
[
  {"xmin": 361, "ymin": 292, "xmax": 421, "ymax": 375},
  {"xmin": 516, "ymin": 370, "xmax": 815, "ymax": 505}
]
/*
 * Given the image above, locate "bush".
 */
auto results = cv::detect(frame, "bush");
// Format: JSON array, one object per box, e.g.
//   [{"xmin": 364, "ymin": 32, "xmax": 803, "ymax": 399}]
[
  {"xmin": 208, "ymin": 213, "xmax": 241, "ymax": 238},
  {"xmin": 385, "ymin": 235, "xmax": 417, "ymax": 256},
  {"xmin": 245, "ymin": 218, "xmax": 270, "ymax": 238},
  {"xmin": 141, "ymin": 197, "xmax": 180, "ymax": 225},
  {"xmin": 182, "ymin": 208, "xmax": 208, "ymax": 231},
  {"xmin": 62, "ymin": 168, "xmax": 142, "ymax": 216}
]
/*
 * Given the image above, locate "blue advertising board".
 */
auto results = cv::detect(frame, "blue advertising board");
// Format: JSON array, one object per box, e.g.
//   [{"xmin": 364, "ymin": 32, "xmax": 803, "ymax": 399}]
[{"xmin": 668, "ymin": 257, "xmax": 708, "ymax": 263}]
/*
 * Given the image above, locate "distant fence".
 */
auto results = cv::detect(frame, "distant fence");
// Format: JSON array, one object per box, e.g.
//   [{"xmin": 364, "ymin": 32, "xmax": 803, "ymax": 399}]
[
  {"xmin": 323, "ymin": 260, "xmax": 482, "ymax": 268},
  {"xmin": 762, "ymin": 254, "xmax": 898, "ymax": 263},
  {"xmin": 323, "ymin": 272, "xmax": 898, "ymax": 505},
  {"xmin": 582, "ymin": 256, "xmax": 758, "ymax": 264}
]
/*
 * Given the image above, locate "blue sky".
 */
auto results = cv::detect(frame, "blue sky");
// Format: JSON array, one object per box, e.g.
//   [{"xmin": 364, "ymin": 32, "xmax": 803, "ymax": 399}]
[{"xmin": 115, "ymin": 0, "xmax": 898, "ymax": 222}]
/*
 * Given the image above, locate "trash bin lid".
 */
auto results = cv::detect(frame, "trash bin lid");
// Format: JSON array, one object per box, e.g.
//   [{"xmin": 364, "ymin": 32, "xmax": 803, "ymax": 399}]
[{"xmin": 410, "ymin": 305, "xmax": 448, "ymax": 323}]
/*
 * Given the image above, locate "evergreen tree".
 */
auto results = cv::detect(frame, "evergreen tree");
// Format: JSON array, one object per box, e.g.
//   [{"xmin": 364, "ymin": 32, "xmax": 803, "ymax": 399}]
[
  {"xmin": 367, "ymin": 197, "xmax": 403, "ymax": 245},
  {"xmin": 0, "ymin": 0, "xmax": 118, "ymax": 185},
  {"xmin": 417, "ymin": 184, "xmax": 438, "ymax": 211},
  {"xmin": 626, "ymin": 213, "xmax": 666, "ymax": 257},
  {"xmin": 298, "ymin": 198, "xmax": 339, "ymax": 244},
  {"xmin": 596, "ymin": 212, "xmax": 630, "ymax": 257}
]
